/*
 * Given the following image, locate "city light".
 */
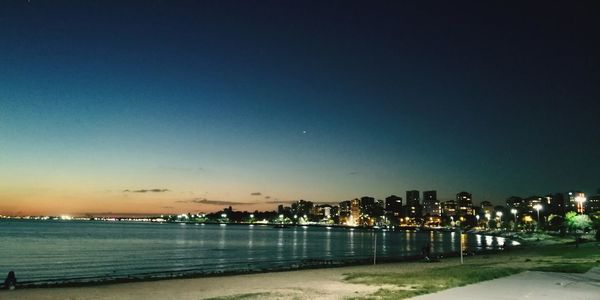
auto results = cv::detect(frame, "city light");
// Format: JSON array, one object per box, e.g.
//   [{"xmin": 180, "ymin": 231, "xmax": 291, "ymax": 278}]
[
  {"xmin": 533, "ymin": 204, "xmax": 542, "ymax": 228},
  {"xmin": 575, "ymin": 195, "xmax": 587, "ymax": 214}
]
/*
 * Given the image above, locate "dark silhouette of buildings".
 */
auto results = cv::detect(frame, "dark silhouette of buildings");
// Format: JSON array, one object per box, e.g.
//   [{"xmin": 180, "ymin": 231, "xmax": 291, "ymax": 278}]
[
  {"xmin": 406, "ymin": 190, "xmax": 421, "ymax": 218},
  {"xmin": 546, "ymin": 193, "xmax": 565, "ymax": 216},
  {"xmin": 422, "ymin": 190, "xmax": 440, "ymax": 216},
  {"xmin": 385, "ymin": 195, "xmax": 403, "ymax": 214}
]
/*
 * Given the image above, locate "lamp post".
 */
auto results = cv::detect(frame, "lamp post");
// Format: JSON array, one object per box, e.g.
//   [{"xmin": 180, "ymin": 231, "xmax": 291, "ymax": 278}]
[
  {"xmin": 485, "ymin": 213, "xmax": 491, "ymax": 229},
  {"xmin": 510, "ymin": 208, "xmax": 518, "ymax": 230},
  {"xmin": 496, "ymin": 211, "xmax": 503, "ymax": 229},
  {"xmin": 533, "ymin": 204, "xmax": 542, "ymax": 230}
]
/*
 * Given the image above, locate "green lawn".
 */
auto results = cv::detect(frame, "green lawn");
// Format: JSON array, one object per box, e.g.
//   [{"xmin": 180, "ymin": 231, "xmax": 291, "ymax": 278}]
[{"xmin": 344, "ymin": 242, "xmax": 600, "ymax": 300}]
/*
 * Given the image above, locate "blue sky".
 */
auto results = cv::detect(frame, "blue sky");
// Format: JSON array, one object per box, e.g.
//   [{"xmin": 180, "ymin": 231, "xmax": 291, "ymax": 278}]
[{"xmin": 1, "ymin": 1, "xmax": 599, "ymax": 215}]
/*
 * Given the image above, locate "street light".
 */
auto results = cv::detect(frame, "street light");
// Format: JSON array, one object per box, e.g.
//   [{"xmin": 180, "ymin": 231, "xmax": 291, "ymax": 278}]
[
  {"xmin": 511, "ymin": 208, "xmax": 518, "ymax": 230},
  {"xmin": 496, "ymin": 211, "xmax": 503, "ymax": 220},
  {"xmin": 533, "ymin": 204, "xmax": 542, "ymax": 229}
]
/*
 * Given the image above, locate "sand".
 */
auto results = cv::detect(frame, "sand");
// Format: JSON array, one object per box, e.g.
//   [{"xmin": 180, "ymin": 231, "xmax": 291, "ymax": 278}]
[{"xmin": 0, "ymin": 260, "xmax": 449, "ymax": 300}]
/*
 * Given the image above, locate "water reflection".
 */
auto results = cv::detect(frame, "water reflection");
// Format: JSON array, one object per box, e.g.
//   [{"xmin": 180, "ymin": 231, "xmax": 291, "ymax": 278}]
[
  {"xmin": 276, "ymin": 228, "xmax": 284, "ymax": 260},
  {"xmin": 1, "ymin": 221, "xmax": 512, "ymax": 284}
]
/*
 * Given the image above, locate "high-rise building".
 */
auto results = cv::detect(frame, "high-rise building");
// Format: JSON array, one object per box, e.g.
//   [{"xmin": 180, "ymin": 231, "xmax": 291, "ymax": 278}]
[
  {"xmin": 587, "ymin": 194, "xmax": 600, "ymax": 213},
  {"xmin": 385, "ymin": 195, "xmax": 403, "ymax": 214},
  {"xmin": 406, "ymin": 190, "xmax": 421, "ymax": 218},
  {"xmin": 350, "ymin": 198, "xmax": 361, "ymax": 226},
  {"xmin": 567, "ymin": 191, "xmax": 586, "ymax": 214},
  {"xmin": 442, "ymin": 200, "xmax": 457, "ymax": 217},
  {"xmin": 456, "ymin": 191, "xmax": 474, "ymax": 216},
  {"xmin": 422, "ymin": 190, "xmax": 441, "ymax": 216},
  {"xmin": 360, "ymin": 196, "xmax": 376, "ymax": 216},
  {"xmin": 338, "ymin": 200, "xmax": 351, "ymax": 224}
]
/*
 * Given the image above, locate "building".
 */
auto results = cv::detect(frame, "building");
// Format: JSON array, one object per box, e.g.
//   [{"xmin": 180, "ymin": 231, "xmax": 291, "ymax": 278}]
[
  {"xmin": 506, "ymin": 196, "xmax": 524, "ymax": 211},
  {"xmin": 587, "ymin": 194, "xmax": 600, "ymax": 213},
  {"xmin": 360, "ymin": 196, "xmax": 376, "ymax": 216},
  {"xmin": 385, "ymin": 195, "xmax": 403, "ymax": 215},
  {"xmin": 456, "ymin": 191, "xmax": 474, "ymax": 216},
  {"xmin": 338, "ymin": 200, "xmax": 351, "ymax": 224},
  {"xmin": 480, "ymin": 201, "xmax": 493, "ymax": 214},
  {"xmin": 524, "ymin": 196, "xmax": 543, "ymax": 215},
  {"xmin": 406, "ymin": 190, "xmax": 421, "ymax": 218},
  {"xmin": 568, "ymin": 191, "xmax": 586, "ymax": 214},
  {"xmin": 546, "ymin": 193, "xmax": 565, "ymax": 216},
  {"xmin": 442, "ymin": 200, "xmax": 457, "ymax": 217},
  {"xmin": 312, "ymin": 204, "xmax": 332, "ymax": 219},
  {"xmin": 422, "ymin": 190, "xmax": 441, "ymax": 216},
  {"xmin": 350, "ymin": 198, "xmax": 361, "ymax": 226}
]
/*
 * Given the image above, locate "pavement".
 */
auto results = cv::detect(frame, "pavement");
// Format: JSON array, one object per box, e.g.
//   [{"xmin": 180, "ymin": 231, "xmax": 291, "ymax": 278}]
[{"xmin": 410, "ymin": 267, "xmax": 600, "ymax": 300}]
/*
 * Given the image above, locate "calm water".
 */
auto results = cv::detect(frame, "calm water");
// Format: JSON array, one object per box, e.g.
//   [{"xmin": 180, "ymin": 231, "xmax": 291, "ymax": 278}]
[{"xmin": 0, "ymin": 220, "xmax": 507, "ymax": 284}]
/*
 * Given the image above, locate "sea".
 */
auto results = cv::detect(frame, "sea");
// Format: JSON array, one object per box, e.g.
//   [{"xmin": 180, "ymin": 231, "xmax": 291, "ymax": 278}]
[{"xmin": 0, "ymin": 219, "xmax": 509, "ymax": 285}]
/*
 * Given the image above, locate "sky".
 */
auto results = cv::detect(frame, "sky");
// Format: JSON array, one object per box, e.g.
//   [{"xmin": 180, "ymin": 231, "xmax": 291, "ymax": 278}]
[{"xmin": 1, "ymin": 1, "xmax": 599, "ymax": 216}]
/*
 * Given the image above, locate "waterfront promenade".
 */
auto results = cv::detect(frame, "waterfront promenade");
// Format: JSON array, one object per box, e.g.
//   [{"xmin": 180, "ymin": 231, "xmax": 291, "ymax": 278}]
[{"xmin": 411, "ymin": 267, "xmax": 600, "ymax": 300}]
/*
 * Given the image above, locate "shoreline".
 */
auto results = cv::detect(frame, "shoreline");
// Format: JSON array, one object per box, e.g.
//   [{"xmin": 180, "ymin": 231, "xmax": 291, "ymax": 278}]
[
  {"xmin": 15, "ymin": 247, "xmax": 507, "ymax": 290},
  {"xmin": 6, "ymin": 241, "xmax": 596, "ymax": 300}
]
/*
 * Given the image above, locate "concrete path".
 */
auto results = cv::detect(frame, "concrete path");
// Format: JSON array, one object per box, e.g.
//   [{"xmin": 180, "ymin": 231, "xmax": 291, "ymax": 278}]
[{"xmin": 410, "ymin": 267, "xmax": 600, "ymax": 300}]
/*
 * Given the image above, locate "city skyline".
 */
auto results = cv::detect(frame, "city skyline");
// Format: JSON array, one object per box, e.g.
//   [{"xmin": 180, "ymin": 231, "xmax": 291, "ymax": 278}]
[{"xmin": 1, "ymin": 1, "xmax": 599, "ymax": 216}]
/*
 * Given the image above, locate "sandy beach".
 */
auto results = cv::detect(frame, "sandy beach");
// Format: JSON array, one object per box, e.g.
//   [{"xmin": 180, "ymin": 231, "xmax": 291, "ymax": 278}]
[
  {"xmin": 3, "ymin": 240, "xmax": 598, "ymax": 300},
  {"xmin": 2, "ymin": 259, "xmax": 454, "ymax": 300}
]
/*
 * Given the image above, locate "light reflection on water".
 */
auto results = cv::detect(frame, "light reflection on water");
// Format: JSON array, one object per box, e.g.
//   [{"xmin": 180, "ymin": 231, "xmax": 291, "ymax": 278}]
[{"xmin": 0, "ymin": 220, "xmax": 508, "ymax": 284}]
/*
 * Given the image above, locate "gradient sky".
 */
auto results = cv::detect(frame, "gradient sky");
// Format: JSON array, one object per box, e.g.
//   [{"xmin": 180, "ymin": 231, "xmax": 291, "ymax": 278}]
[{"xmin": 1, "ymin": 1, "xmax": 599, "ymax": 216}]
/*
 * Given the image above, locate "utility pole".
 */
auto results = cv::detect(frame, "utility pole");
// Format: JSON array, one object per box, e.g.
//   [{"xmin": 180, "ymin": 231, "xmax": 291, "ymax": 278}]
[{"xmin": 373, "ymin": 230, "xmax": 377, "ymax": 265}]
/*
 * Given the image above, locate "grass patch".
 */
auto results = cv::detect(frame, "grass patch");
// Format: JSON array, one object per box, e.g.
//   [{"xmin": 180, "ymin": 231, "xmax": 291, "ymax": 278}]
[
  {"xmin": 205, "ymin": 292, "xmax": 271, "ymax": 300},
  {"xmin": 344, "ymin": 242, "xmax": 600, "ymax": 300},
  {"xmin": 530, "ymin": 262, "xmax": 599, "ymax": 273},
  {"xmin": 345, "ymin": 265, "xmax": 521, "ymax": 299}
]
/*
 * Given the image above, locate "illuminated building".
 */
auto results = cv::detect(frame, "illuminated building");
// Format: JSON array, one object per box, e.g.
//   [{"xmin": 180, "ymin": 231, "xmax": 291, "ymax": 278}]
[
  {"xmin": 588, "ymin": 194, "xmax": 600, "ymax": 213},
  {"xmin": 350, "ymin": 198, "xmax": 361, "ymax": 226},
  {"xmin": 568, "ymin": 191, "xmax": 586, "ymax": 214},
  {"xmin": 385, "ymin": 195, "xmax": 403, "ymax": 215},
  {"xmin": 422, "ymin": 190, "xmax": 441, "ymax": 216},
  {"xmin": 456, "ymin": 191, "xmax": 474, "ymax": 216},
  {"xmin": 442, "ymin": 200, "xmax": 457, "ymax": 217}
]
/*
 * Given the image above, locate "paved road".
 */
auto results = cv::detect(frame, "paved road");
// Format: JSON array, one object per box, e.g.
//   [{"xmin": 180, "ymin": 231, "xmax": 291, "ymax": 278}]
[{"xmin": 410, "ymin": 267, "xmax": 600, "ymax": 300}]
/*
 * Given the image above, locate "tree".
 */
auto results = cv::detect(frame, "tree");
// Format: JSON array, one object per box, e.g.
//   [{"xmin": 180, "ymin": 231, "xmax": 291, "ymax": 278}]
[
  {"xmin": 565, "ymin": 212, "xmax": 592, "ymax": 232},
  {"xmin": 546, "ymin": 214, "xmax": 565, "ymax": 233},
  {"xmin": 565, "ymin": 211, "xmax": 592, "ymax": 247},
  {"xmin": 590, "ymin": 212, "xmax": 600, "ymax": 242}
]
